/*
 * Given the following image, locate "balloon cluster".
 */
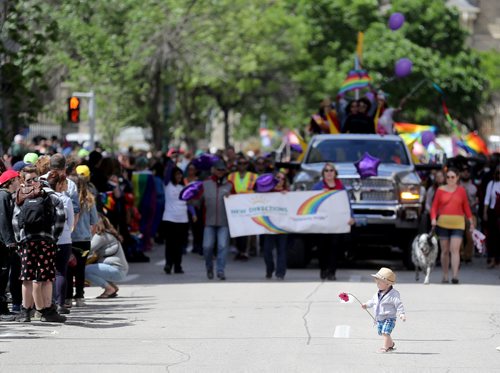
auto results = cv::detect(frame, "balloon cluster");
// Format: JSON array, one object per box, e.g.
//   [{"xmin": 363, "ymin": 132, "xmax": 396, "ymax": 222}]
[{"xmin": 388, "ymin": 12, "xmax": 412, "ymax": 78}]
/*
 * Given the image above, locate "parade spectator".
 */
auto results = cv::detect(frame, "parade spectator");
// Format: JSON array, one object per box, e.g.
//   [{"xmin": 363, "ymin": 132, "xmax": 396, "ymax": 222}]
[
  {"xmin": 48, "ymin": 172, "xmax": 74, "ymax": 315},
  {"xmin": 362, "ymin": 267, "xmax": 406, "ymax": 353},
  {"xmin": 431, "ymin": 168, "xmax": 474, "ymax": 284},
  {"xmin": 312, "ymin": 163, "xmax": 354, "ymax": 280},
  {"xmin": 0, "ymin": 170, "xmax": 21, "ymax": 320},
  {"xmin": 421, "ymin": 170, "xmax": 446, "ymax": 232},
  {"xmin": 86, "ymin": 215, "xmax": 129, "ymax": 298},
  {"xmin": 9, "ymin": 134, "xmax": 28, "ymax": 163},
  {"xmin": 483, "ymin": 165, "xmax": 500, "ymax": 268},
  {"xmin": 228, "ymin": 155, "xmax": 257, "ymax": 261},
  {"xmin": 162, "ymin": 167, "xmax": 194, "ymax": 274},
  {"xmin": 225, "ymin": 146, "xmax": 237, "ymax": 173},
  {"xmin": 309, "ymin": 98, "xmax": 340, "ymax": 135},
  {"xmin": 255, "ymin": 172, "xmax": 289, "ymax": 280},
  {"xmin": 184, "ymin": 163, "xmax": 204, "ymax": 255},
  {"xmin": 459, "ymin": 165, "xmax": 478, "ymax": 262},
  {"xmin": 67, "ymin": 165, "xmax": 99, "ymax": 307},
  {"xmin": 253, "ymin": 157, "xmax": 267, "ymax": 175},
  {"xmin": 132, "ymin": 156, "xmax": 157, "ymax": 255},
  {"xmin": 201, "ymin": 160, "xmax": 233, "ymax": 280},
  {"xmin": 13, "ymin": 169, "xmax": 67, "ymax": 322},
  {"xmin": 47, "ymin": 154, "xmax": 80, "ymax": 220},
  {"xmin": 343, "ymin": 98, "xmax": 375, "ymax": 134}
]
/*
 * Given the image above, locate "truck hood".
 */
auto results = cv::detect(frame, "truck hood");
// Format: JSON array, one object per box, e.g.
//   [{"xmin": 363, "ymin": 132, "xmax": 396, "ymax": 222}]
[{"xmin": 296, "ymin": 162, "xmax": 420, "ymax": 184}]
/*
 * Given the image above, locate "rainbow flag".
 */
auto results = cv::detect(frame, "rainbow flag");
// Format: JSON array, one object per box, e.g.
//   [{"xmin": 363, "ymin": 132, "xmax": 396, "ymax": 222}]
[
  {"xmin": 462, "ymin": 132, "xmax": 489, "ymax": 155},
  {"xmin": 337, "ymin": 69, "xmax": 372, "ymax": 97},
  {"xmin": 394, "ymin": 123, "xmax": 437, "ymax": 134},
  {"xmin": 287, "ymin": 129, "xmax": 308, "ymax": 162}
]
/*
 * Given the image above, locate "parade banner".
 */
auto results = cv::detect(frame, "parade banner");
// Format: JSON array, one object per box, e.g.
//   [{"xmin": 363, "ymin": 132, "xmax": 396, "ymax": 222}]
[{"xmin": 224, "ymin": 190, "xmax": 351, "ymax": 237}]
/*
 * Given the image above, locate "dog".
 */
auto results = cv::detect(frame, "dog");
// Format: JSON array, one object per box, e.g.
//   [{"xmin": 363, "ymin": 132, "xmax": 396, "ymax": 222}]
[{"xmin": 411, "ymin": 232, "xmax": 439, "ymax": 284}]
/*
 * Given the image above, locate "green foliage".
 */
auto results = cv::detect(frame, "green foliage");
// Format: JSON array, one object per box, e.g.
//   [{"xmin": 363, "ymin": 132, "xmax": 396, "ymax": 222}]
[
  {"xmin": 2, "ymin": 0, "xmax": 490, "ymax": 150},
  {"xmin": 479, "ymin": 49, "xmax": 500, "ymax": 92},
  {"xmin": 0, "ymin": 0, "xmax": 59, "ymax": 142}
]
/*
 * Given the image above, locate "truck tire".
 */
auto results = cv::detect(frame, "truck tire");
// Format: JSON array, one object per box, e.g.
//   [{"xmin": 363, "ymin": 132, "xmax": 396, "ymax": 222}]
[
  {"xmin": 399, "ymin": 232, "xmax": 416, "ymax": 270},
  {"xmin": 287, "ymin": 236, "xmax": 311, "ymax": 268}
]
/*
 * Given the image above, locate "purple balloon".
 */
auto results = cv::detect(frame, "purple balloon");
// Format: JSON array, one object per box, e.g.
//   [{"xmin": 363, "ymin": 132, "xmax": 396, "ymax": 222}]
[
  {"xmin": 290, "ymin": 144, "xmax": 303, "ymax": 153},
  {"xmin": 388, "ymin": 12, "xmax": 405, "ymax": 31},
  {"xmin": 421, "ymin": 131, "xmax": 436, "ymax": 147},
  {"xmin": 354, "ymin": 152, "xmax": 381, "ymax": 179},
  {"xmin": 179, "ymin": 181, "xmax": 203, "ymax": 201},
  {"xmin": 395, "ymin": 58, "xmax": 413, "ymax": 78},
  {"xmin": 191, "ymin": 154, "xmax": 220, "ymax": 171}
]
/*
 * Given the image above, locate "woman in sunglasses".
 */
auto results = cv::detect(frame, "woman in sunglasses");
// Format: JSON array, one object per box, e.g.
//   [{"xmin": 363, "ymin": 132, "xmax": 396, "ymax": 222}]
[
  {"xmin": 312, "ymin": 163, "xmax": 353, "ymax": 280},
  {"xmin": 431, "ymin": 168, "xmax": 474, "ymax": 284}
]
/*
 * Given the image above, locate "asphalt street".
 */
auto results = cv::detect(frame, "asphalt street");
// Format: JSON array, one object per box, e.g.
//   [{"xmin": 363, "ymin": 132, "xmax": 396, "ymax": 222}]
[{"xmin": 1, "ymin": 244, "xmax": 500, "ymax": 372}]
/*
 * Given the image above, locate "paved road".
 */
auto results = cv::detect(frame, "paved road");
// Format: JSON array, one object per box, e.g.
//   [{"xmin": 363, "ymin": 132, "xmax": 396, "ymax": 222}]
[{"xmin": 1, "ymin": 244, "xmax": 500, "ymax": 372}]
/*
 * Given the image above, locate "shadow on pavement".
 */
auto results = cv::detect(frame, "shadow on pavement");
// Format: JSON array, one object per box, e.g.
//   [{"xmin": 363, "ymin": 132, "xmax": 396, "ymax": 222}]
[{"xmin": 123, "ymin": 245, "xmax": 500, "ymax": 286}]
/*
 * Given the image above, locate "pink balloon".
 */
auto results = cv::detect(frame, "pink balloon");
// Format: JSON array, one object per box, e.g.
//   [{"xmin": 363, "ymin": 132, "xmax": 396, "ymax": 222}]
[
  {"xmin": 388, "ymin": 13, "xmax": 405, "ymax": 31},
  {"xmin": 395, "ymin": 58, "xmax": 413, "ymax": 78}
]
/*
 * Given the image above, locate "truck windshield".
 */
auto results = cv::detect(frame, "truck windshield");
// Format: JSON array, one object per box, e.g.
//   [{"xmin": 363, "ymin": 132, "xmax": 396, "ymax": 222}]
[{"xmin": 306, "ymin": 138, "xmax": 410, "ymax": 165}]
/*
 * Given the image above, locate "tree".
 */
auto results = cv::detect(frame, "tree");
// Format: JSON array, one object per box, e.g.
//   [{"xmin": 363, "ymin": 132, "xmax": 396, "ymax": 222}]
[{"xmin": 0, "ymin": 0, "xmax": 58, "ymax": 150}]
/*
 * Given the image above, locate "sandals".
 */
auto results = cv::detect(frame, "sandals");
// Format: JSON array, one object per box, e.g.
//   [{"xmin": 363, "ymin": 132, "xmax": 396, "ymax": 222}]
[
  {"xmin": 378, "ymin": 343, "xmax": 396, "ymax": 353},
  {"xmin": 96, "ymin": 290, "xmax": 118, "ymax": 299}
]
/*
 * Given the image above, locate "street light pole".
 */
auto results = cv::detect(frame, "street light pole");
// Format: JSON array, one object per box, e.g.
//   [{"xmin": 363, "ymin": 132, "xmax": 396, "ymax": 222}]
[{"xmin": 72, "ymin": 90, "xmax": 96, "ymax": 150}]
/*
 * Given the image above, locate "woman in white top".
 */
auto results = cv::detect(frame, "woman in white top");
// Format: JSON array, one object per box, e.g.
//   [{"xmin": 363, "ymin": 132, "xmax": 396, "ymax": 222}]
[
  {"xmin": 48, "ymin": 173, "xmax": 74, "ymax": 314},
  {"xmin": 162, "ymin": 167, "xmax": 195, "ymax": 274},
  {"xmin": 483, "ymin": 165, "xmax": 500, "ymax": 268}
]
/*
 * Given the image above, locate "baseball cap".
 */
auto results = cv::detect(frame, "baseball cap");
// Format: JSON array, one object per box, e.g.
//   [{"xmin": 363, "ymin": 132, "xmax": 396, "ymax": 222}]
[
  {"xmin": 23, "ymin": 152, "xmax": 39, "ymax": 164},
  {"xmin": 76, "ymin": 165, "xmax": 91, "ymax": 178},
  {"xmin": 0, "ymin": 170, "xmax": 19, "ymax": 186},
  {"xmin": 12, "ymin": 161, "xmax": 28, "ymax": 172}
]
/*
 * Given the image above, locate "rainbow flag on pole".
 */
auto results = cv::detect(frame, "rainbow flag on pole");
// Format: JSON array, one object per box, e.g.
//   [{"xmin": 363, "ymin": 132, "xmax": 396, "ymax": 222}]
[{"xmin": 337, "ymin": 69, "xmax": 372, "ymax": 97}]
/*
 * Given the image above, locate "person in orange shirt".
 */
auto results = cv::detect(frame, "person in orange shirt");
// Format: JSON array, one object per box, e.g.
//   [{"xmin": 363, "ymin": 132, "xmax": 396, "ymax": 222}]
[{"xmin": 431, "ymin": 168, "xmax": 474, "ymax": 284}]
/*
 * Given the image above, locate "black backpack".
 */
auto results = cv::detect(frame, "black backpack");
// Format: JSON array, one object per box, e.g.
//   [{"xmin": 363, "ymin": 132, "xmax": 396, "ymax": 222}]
[{"xmin": 16, "ymin": 182, "xmax": 56, "ymax": 234}]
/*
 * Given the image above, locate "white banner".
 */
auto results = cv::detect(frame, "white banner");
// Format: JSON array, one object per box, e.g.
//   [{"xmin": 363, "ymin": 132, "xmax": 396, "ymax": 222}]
[{"xmin": 224, "ymin": 190, "xmax": 351, "ymax": 237}]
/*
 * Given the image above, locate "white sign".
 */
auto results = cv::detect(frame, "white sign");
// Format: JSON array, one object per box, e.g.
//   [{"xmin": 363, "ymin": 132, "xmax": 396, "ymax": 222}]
[{"xmin": 224, "ymin": 190, "xmax": 351, "ymax": 237}]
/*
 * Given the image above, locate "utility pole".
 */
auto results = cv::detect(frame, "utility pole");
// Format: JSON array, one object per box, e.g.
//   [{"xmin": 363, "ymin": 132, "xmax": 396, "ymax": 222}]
[{"xmin": 72, "ymin": 90, "xmax": 96, "ymax": 150}]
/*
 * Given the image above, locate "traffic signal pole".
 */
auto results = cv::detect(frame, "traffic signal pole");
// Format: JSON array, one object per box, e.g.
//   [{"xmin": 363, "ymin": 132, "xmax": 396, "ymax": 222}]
[{"xmin": 72, "ymin": 90, "xmax": 96, "ymax": 150}]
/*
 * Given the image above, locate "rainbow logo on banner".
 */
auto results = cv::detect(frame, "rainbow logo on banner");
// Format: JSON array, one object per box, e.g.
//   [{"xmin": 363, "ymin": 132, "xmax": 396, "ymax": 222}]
[
  {"xmin": 251, "ymin": 216, "xmax": 288, "ymax": 234},
  {"xmin": 296, "ymin": 190, "xmax": 338, "ymax": 215}
]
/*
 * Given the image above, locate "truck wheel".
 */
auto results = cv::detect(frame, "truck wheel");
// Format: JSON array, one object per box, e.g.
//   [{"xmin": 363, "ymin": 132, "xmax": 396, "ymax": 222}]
[{"xmin": 287, "ymin": 236, "xmax": 311, "ymax": 268}]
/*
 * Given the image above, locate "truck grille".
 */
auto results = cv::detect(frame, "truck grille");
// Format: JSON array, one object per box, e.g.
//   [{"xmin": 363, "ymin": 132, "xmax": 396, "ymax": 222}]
[{"xmin": 340, "ymin": 178, "xmax": 397, "ymax": 202}]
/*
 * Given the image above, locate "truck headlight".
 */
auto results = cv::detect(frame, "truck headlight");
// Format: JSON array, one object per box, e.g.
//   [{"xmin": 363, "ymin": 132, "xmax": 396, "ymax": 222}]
[{"xmin": 400, "ymin": 185, "xmax": 420, "ymax": 202}]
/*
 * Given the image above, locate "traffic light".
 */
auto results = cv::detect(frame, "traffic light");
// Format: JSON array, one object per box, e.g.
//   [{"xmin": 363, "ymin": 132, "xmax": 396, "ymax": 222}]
[{"xmin": 67, "ymin": 96, "xmax": 80, "ymax": 123}]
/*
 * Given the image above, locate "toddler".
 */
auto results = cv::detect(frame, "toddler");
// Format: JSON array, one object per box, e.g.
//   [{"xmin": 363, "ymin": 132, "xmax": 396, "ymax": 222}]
[{"xmin": 362, "ymin": 267, "xmax": 406, "ymax": 353}]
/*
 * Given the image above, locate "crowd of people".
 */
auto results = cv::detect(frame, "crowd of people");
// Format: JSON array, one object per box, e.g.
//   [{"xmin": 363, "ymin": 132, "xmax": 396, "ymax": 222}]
[{"xmin": 0, "ymin": 133, "xmax": 498, "ymax": 324}]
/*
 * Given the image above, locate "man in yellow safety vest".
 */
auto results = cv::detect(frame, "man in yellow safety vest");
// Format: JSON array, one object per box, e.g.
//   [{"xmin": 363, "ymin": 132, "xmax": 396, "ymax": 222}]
[{"xmin": 227, "ymin": 155, "xmax": 257, "ymax": 260}]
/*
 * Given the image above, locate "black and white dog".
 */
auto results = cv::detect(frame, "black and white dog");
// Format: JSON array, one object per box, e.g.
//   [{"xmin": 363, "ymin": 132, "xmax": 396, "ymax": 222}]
[{"xmin": 411, "ymin": 232, "xmax": 439, "ymax": 284}]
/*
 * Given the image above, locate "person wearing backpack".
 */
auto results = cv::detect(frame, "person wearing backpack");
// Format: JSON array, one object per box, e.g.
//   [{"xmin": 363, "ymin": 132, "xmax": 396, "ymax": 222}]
[
  {"xmin": 12, "ymin": 170, "xmax": 67, "ymax": 323},
  {"xmin": 0, "ymin": 170, "xmax": 21, "ymax": 321}
]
